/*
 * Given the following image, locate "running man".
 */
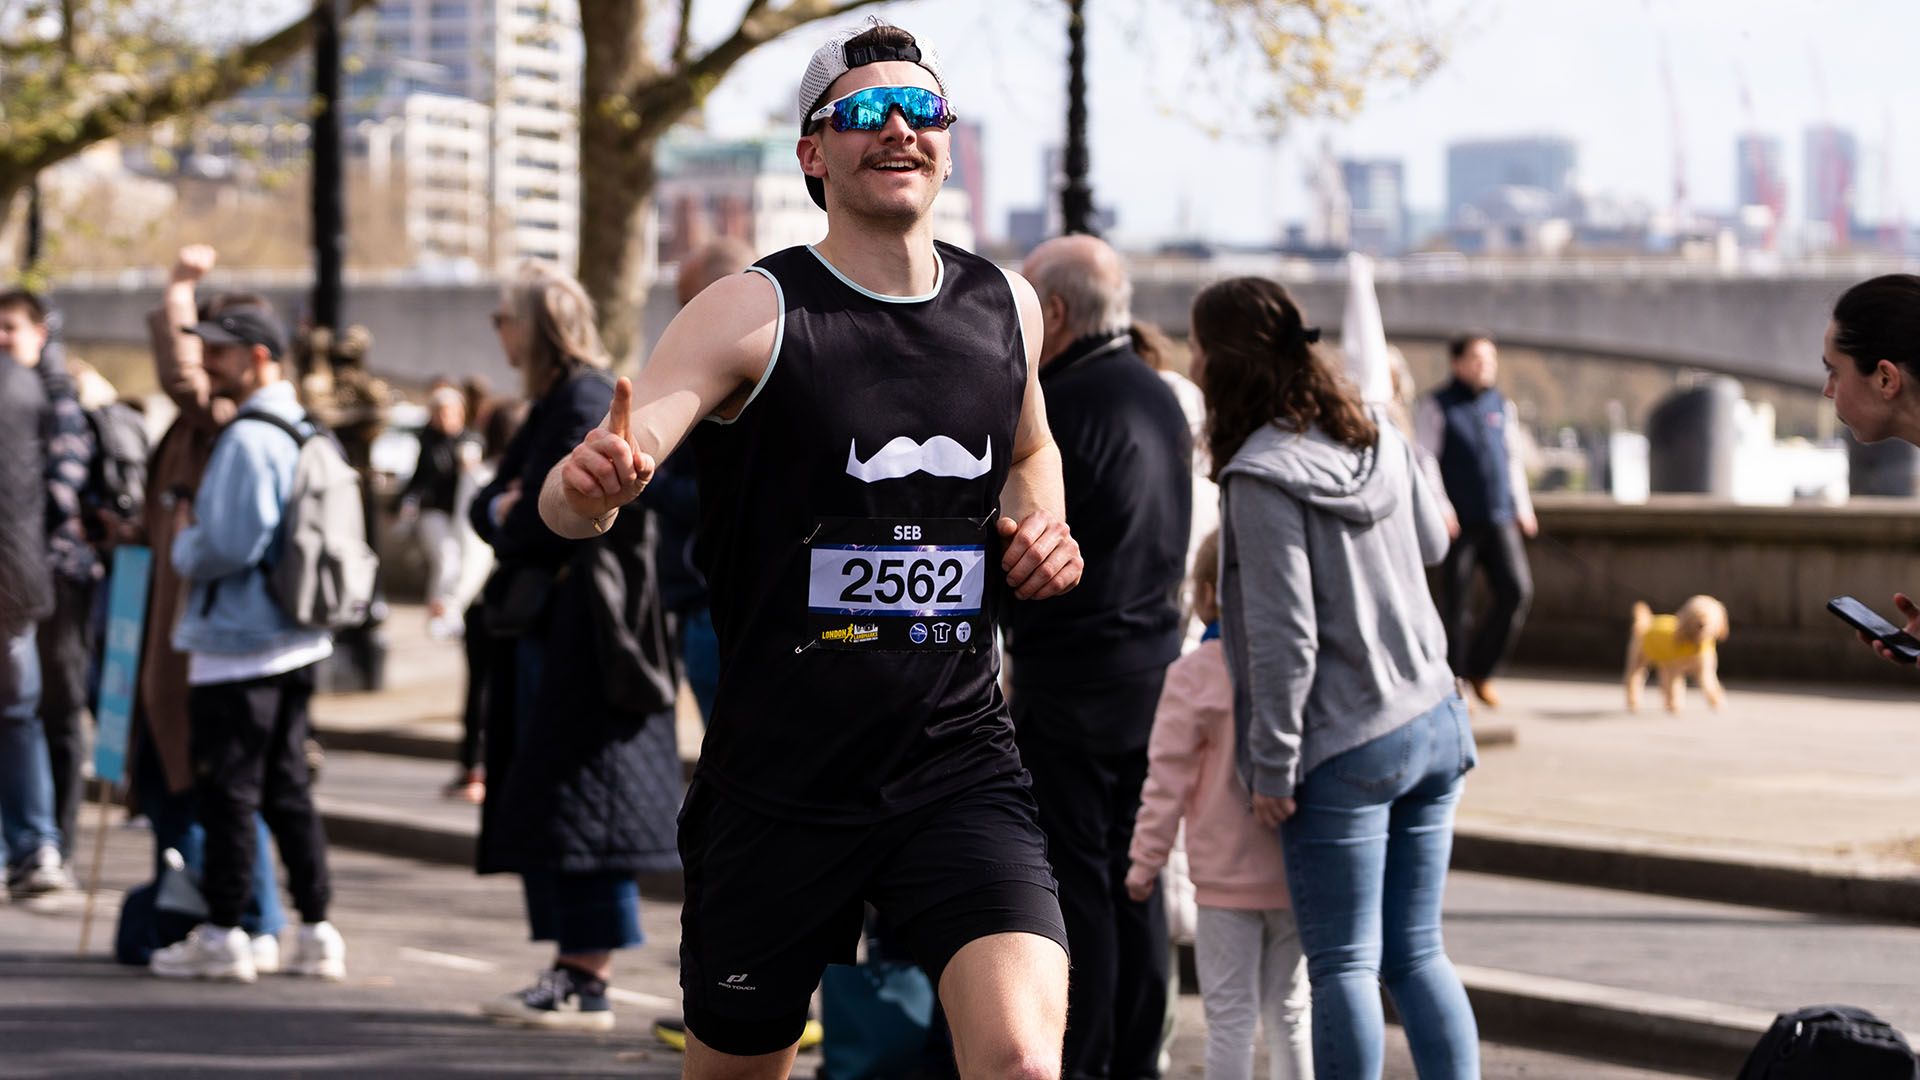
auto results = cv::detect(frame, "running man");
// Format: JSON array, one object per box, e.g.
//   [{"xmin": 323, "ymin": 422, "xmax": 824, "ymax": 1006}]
[{"xmin": 539, "ymin": 21, "xmax": 1080, "ymax": 1078}]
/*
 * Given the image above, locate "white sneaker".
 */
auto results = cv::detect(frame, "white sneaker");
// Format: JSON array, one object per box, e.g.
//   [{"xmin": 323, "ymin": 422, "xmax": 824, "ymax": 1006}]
[
  {"xmin": 251, "ymin": 933, "xmax": 281, "ymax": 975},
  {"xmin": 151, "ymin": 925, "xmax": 257, "ymax": 982},
  {"xmin": 286, "ymin": 921, "xmax": 346, "ymax": 980},
  {"xmin": 7, "ymin": 846, "xmax": 75, "ymax": 897}
]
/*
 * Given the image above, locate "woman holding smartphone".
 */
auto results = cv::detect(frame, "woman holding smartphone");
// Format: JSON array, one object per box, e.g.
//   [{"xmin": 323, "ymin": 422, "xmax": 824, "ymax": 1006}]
[
  {"xmin": 1195, "ymin": 276, "xmax": 1480, "ymax": 1079},
  {"xmin": 1823, "ymin": 275, "xmax": 1920, "ymax": 665}
]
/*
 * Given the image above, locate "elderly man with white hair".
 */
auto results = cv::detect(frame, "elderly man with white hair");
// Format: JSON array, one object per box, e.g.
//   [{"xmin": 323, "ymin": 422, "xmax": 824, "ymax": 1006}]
[{"xmin": 1006, "ymin": 234, "xmax": 1194, "ymax": 1080}]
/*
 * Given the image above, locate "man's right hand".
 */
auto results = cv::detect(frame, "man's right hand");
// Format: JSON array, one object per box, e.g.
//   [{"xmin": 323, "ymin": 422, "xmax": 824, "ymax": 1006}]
[
  {"xmin": 171, "ymin": 245, "xmax": 216, "ymax": 286},
  {"xmin": 559, "ymin": 376, "xmax": 654, "ymax": 523}
]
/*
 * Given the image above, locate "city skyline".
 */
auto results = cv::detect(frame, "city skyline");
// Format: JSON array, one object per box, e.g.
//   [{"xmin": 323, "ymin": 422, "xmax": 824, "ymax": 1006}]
[{"xmin": 680, "ymin": 0, "xmax": 1918, "ymax": 248}]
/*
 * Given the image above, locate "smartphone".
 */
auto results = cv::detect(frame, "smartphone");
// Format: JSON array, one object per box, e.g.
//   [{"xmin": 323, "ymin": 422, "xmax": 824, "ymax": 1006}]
[{"xmin": 1827, "ymin": 596, "xmax": 1920, "ymax": 664}]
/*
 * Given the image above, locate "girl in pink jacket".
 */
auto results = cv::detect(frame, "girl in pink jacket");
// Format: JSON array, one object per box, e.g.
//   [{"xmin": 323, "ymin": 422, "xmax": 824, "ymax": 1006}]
[{"xmin": 1127, "ymin": 531, "xmax": 1312, "ymax": 1080}]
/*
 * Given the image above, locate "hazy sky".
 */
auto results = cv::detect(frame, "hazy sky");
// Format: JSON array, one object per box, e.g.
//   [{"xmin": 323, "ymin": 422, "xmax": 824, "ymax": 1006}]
[{"xmin": 691, "ymin": 0, "xmax": 1920, "ymax": 247}]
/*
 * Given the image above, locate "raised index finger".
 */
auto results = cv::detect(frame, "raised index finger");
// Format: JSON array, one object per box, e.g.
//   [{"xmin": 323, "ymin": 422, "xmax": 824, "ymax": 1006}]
[{"xmin": 604, "ymin": 376, "xmax": 634, "ymax": 440}]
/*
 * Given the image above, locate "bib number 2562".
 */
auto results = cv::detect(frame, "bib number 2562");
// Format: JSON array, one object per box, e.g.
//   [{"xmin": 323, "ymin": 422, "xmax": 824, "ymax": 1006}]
[{"xmin": 807, "ymin": 518, "xmax": 990, "ymax": 651}]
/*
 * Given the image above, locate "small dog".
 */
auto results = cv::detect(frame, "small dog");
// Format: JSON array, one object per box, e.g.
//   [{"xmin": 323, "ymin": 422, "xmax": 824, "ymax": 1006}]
[{"xmin": 1625, "ymin": 596, "xmax": 1730, "ymax": 713}]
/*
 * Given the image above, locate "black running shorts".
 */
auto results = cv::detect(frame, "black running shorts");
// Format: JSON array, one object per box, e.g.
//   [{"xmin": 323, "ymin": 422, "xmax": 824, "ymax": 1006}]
[{"xmin": 678, "ymin": 771, "xmax": 1069, "ymax": 1057}]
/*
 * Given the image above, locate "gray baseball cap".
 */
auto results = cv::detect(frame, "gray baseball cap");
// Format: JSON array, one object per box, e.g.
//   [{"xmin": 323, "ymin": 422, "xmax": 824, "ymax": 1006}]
[{"xmin": 797, "ymin": 21, "xmax": 949, "ymax": 210}]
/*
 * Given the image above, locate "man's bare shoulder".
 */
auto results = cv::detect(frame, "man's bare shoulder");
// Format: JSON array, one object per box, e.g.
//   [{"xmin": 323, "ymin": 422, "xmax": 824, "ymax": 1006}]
[
  {"xmin": 1000, "ymin": 267, "xmax": 1042, "ymax": 312},
  {"xmin": 662, "ymin": 270, "xmax": 779, "ymax": 375}
]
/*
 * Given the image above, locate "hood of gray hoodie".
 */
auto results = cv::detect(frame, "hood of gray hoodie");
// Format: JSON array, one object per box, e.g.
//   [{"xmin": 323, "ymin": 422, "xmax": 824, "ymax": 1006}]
[{"xmin": 1217, "ymin": 414, "xmax": 1409, "ymax": 524}]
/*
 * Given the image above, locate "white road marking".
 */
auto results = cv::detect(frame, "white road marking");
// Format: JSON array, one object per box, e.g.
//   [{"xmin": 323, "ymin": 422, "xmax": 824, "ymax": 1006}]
[
  {"xmin": 398, "ymin": 946, "xmax": 498, "ymax": 973},
  {"xmin": 607, "ymin": 987, "xmax": 679, "ymax": 1011}
]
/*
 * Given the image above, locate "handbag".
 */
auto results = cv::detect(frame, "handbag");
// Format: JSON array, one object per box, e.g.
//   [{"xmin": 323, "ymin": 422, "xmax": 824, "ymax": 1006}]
[{"xmin": 484, "ymin": 563, "xmax": 561, "ymax": 638}]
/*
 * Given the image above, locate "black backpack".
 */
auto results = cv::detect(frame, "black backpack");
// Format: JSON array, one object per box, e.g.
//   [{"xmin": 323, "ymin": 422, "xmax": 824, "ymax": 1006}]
[
  {"xmin": 1738, "ymin": 1005, "xmax": 1919, "ymax": 1079},
  {"xmin": 82, "ymin": 401, "xmax": 150, "ymax": 527}
]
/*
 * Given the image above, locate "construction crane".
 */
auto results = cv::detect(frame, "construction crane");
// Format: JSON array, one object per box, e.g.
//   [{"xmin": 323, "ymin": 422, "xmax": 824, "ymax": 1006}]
[{"xmin": 1655, "ymin": 32, "xmax": 1689, "ymax": 233}]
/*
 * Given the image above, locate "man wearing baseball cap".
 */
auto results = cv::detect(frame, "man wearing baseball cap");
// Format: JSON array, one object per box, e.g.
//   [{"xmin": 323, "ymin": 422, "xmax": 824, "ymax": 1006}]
[
  {"xmin": 151, "ymin": 300, "xmax": 346, "ymax": 985},
  {"xmin": 541, "ymin": 19, "xmax": 1078, "ymax": 1075}
]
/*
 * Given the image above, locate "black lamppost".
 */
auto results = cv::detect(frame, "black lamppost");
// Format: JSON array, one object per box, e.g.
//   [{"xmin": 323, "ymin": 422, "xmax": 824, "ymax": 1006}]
[
  {"xmin": 1061, "ymin": 0, "xmax": 1097, "ymax": 236},
  {"xmin": 24, "ymin": 180, "xmax": 42, "ymax": 267},
  {"xmin": 310, "ymin": 0, "xmax": 389, "ymax": 692},
  {"xmin": 313, "ymin": 0, "xmax": 345, "ymax": 336}
]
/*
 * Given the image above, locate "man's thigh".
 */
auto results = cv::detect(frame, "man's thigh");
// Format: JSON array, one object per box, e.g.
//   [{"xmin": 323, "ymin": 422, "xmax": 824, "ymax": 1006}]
[
  {"xmin": 186, "ymin": 677, "xmax": 278, "ymax": 802},
  {"xmin": 940, "ymin": 931, "xmax": 1069, "ymax": 1080}
]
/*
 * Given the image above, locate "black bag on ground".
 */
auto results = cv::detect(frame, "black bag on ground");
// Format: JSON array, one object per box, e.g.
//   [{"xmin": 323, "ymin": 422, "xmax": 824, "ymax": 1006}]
[{"xmin": 1737, "ymin": 1004, "xmax": 1919, "ymax": 1079}]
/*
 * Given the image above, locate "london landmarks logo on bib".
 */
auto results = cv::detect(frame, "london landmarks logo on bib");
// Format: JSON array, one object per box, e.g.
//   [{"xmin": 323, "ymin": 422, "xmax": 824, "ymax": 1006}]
[{"xmin": 845, "ymin": 436, "xmax": 992, "ymax": 483}]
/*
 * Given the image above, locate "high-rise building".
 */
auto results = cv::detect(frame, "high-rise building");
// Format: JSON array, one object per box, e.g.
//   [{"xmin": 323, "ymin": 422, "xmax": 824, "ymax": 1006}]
[
  {"xmin": 1736, "ymin": 134, "xmax": 1785, "ymax": 210},
  {"xmin": 1734, "ymin": 133, "xmax": 1786, "ymax": 250},
  {"xmin": 210, "ymin": 0, "xmax": 580, "ymax": 271},
  {"xmin": 365, "ymin": 0, "xmax": 580, "ymax": 269},
  {"xmin": 946, "ymin": 121, "xmax": 989, "ymax": 246},
  {"xmin": 1340, "ymin": 158, "xmax": 1406, "ymax": 255},
  {"xmin": 1804, "ymin": 124, "xmax": 1857, "ymax": 249},
  {"xmin": 1445, "ymin": 136, "xmax": 1576, "ymax": 225},
  {"xmin": 654, "ymin": 131, "xmax": 975, "ymax": 264}
]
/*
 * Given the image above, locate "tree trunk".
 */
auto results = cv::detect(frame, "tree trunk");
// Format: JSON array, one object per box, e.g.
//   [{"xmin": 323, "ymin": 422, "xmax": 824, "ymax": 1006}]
[
  {"xmin": 577, "ymin": 1, "xmax": 659, "ymax": 370},
  {"xmin": 579, "ymin": 131, "xmax": 660, "ymax": 371}
]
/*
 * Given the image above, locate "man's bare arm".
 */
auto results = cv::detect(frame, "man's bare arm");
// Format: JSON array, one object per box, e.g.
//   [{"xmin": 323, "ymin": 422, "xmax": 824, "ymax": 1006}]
[
  {"xmin": 997, "ymin": 271, "xmax": 1082, "ymax": 600},
  {"xmin": 539, "ymin": 271, "xmax": 777, "ymax": 538},
  {"xmin": 151, "ymin": 245, "xmax": 226, "ymax": 424}
]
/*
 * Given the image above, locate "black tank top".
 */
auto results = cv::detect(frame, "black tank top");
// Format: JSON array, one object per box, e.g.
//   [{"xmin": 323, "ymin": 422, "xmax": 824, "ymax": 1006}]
[{"xmin": 690, "ymin": 242, "xmax": 1027, "ymax": 822}]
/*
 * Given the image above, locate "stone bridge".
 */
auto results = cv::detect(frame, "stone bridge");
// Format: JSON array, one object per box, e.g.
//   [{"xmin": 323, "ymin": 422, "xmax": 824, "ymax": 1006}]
[{"xmin": 44, "ymin": 257, "xmax": 1905, "ymax": 391}]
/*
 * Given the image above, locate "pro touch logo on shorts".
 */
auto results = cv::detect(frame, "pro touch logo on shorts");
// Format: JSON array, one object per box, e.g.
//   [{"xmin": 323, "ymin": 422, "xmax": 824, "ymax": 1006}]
[{"xmin": 719, "ymin": 973, "xmax": 757, "ymax": 991}]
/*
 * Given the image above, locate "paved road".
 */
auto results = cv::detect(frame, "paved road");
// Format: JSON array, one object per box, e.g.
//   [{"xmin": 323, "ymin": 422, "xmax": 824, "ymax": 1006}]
[{"xmin": 0, "ymin": 819, "xmax": 1696, "ymax": 1078}]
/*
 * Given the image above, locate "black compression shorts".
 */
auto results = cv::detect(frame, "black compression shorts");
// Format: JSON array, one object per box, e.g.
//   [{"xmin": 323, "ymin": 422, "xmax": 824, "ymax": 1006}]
[{"xmin": 677, "ymin": 771, "xmax": 1069, "ymax": 1057}]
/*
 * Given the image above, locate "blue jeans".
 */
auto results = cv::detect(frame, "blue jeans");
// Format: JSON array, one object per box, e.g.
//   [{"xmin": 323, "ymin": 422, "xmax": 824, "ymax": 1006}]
[
  {"xmin": 0, "ymin": 622, "xmax": 61, "ymax": 866},
  {"xmin": 1279, "ymin": 694, "xmax": 1480, "ymax": 1080},
  {"xmin": 521, "ymin": 870, "xmax": 643, "ymax": 954}
]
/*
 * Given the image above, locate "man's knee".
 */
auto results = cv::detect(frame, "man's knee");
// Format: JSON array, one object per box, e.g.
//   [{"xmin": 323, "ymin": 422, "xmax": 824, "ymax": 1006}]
[{"xmin": 966, "ymin": 1048, "xmax": 1061, "ymax": 1080}]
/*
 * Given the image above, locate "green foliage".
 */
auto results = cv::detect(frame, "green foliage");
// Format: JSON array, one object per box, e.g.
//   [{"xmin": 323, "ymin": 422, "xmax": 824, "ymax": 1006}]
[{"xmin": 0, "ymin": 0, "xmax": 369, "ymax": 188}]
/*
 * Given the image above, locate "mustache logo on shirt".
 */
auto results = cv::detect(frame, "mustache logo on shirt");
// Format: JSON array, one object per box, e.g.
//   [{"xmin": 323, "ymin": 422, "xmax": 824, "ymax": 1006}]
[{"xmin": 845, "ymin": 436, "xmax": 992, "ymax": 483}]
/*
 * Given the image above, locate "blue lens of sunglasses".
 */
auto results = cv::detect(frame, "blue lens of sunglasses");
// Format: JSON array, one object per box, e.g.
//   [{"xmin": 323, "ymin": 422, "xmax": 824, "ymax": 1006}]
[{"xmin": 824, "ymin": 86, "xmax": 953, "ymax": 132}]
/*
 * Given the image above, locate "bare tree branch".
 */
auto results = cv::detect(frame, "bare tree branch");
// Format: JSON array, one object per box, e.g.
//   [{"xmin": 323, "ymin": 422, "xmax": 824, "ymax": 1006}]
[
  {"xmin": 637, "ymin": 0, "xmax": 883, "ymax": 139},
  {"xmin": 671, "ymin": 0, "xmax": 696, "ymax": 67},
  {"xmin": 3, "ymin": 0, "xmax": 378, "ymax": 181}
]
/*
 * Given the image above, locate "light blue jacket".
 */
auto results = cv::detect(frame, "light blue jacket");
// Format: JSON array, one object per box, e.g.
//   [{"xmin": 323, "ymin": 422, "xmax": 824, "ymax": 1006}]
[{"xmin": 171, "ymin": 382, "xmax": 331, "ymax": 656}]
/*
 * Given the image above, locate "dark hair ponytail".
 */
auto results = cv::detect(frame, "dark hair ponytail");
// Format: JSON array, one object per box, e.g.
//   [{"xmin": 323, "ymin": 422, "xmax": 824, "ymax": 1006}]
[{"xmin": 1833, "ymin": 274, "xmax": 1920, "ymax": 377}]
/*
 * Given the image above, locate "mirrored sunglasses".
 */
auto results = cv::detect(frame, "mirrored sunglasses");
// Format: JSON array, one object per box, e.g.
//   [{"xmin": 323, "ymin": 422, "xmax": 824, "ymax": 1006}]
[{"xmin": 808, "ymin": 85, "xmax": 955, "ymax": 133}]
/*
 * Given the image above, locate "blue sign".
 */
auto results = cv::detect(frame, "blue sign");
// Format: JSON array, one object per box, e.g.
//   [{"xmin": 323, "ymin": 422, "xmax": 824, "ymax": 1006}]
[{"xmin": 93, "ymin": 545, "xmax": 152, "ymax": 786}]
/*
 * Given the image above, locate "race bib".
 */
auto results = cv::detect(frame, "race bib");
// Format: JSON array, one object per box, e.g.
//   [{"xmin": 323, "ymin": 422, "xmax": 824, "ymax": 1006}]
[{"xmin": 806, "ymin": 517, "xmax": 991, "ymax": 651}]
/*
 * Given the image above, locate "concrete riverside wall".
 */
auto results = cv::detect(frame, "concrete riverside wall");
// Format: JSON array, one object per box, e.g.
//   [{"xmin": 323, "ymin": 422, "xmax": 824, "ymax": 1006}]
[{"xmin": 1515, "ymin": 493, "xmax": 1920, "ymax": 684}]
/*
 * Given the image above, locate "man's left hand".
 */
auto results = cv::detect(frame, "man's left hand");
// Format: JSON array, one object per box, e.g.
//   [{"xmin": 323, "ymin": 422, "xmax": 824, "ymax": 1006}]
[
  {"xmin": 997, "ymin": 509, "xmax": 1082, "ymax": 600},
  {"xmin": 1252, "ymin": 794, "xmax": 1297, "ymax": 829},
  {"xmin": 1518, "ymin": 511, "xmax": 1539, "ymax": 539}
]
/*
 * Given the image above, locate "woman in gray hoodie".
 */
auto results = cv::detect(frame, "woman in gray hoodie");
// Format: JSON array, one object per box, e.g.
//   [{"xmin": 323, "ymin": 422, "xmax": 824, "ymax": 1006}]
[{"xmin": 1195, "ymin": 277, "xmax": 1479, "ymax": 1080}]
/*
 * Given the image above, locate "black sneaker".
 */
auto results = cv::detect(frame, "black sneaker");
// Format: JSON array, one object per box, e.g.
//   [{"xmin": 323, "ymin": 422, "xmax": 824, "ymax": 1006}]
[{"xmin": 480, "ymin": 965, "xmax": 614, "ymax": 1032}]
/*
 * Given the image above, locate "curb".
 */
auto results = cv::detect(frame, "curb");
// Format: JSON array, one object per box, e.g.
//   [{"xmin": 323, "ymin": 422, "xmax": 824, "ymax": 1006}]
[
  {"xmin": 318, "ymin": 728, "xmax": 460, "ymax": 762},
  {"xmin": 316, "ymin": 798, "xmax": 685, "ymax": 903},
  {"xmin": 1450, "ymin": 825, "xmax": 1920, "ymax": 926},
  {"xmin": 1453, "ymin": 963, "xmax": 1772, "ymax": 1078}
]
